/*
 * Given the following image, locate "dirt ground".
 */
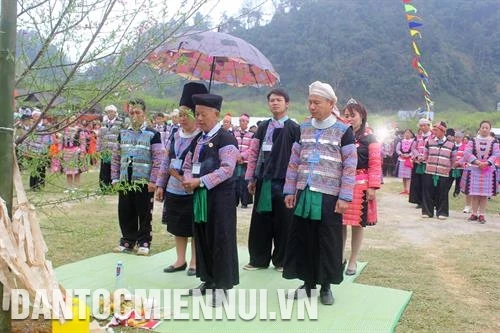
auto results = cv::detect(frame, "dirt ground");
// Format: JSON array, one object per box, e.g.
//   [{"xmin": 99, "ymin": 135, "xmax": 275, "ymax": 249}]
[
  {"xmin": 374, "ymin": 178, "xmax": 500, "ymax": 247},
  {"xmin": 233, "ymin": 177, "xmax": 500, "ymax": 248}
]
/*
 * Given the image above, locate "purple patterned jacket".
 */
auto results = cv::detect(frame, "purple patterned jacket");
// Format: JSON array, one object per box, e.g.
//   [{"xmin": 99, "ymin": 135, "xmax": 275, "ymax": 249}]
[{"xmin": 283, "ymin": 118, "xmax": 357, "ymax": 202}]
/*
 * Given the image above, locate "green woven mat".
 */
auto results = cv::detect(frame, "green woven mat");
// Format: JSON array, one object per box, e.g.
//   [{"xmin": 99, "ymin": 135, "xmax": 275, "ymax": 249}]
[{"xmin": 56, "ymin": 247, "xmax": 412, "ymax": 332}]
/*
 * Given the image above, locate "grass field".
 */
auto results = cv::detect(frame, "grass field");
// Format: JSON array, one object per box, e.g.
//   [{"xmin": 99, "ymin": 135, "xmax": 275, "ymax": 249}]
[{"xmin": 15, "ymin": 168, "xmax": 500, "ymax": 332}]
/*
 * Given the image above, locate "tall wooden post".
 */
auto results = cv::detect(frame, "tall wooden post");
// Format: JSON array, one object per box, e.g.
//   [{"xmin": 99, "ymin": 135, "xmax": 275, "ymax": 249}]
[{"xmin": 0, "ymin": 0, "xmax": 17, "ymax": 330}]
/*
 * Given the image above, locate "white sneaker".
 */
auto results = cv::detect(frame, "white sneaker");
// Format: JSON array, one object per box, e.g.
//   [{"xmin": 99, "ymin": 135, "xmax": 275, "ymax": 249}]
[
  {"xmin": 243, "ymin": 264, "xmax": 264, "ymax": 271},
  {"xmin": 437, "ymin": 215, "xmax": 448, "ymax": 220},
  {"xmin": 421, "ymin": 214, "xmax": 430, "ymax": 218},
  {"xmin": 137, "ymin": 247, "xmax": 150, "ymax": 256},
  {"xmin": 463, "ymin": 206, "xmax": 471, "ymax": 213},
  {"xmin": 113, "ymin": 245, "xmax": 132, "ymax": 253}
]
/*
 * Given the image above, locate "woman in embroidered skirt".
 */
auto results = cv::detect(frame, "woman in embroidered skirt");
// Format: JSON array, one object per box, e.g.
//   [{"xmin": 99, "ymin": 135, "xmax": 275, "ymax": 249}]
[
  {"xmin": 155, "ymin": 82, "xmax": 207, "ymax": 276},
  {"xmin": 60, "ymin": 118, "xmax": 87, "ymax": 192},
  {"xmin": 342, "ymin": 99, "xmax": 381, "ymax": 275},
  {"xmin": 461, "ymin": 121, "xmax": 499, "ymax": 223},
  {"xmin": 396, "ymin": 129, "xmax": 415, "ymax": 194}
]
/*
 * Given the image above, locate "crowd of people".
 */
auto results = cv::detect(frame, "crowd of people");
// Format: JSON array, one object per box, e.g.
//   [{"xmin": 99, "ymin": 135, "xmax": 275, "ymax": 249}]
[
  {"xmin": 16, "ymin": 108, "xmax": 101, "ymax": 192},
  {"xmin": 14, "ymin": 81, "xmax": 498, "ymax": 308},
  {"xmin": 381, "ymin": 118, "xmax": 499, "ymax": 223}
]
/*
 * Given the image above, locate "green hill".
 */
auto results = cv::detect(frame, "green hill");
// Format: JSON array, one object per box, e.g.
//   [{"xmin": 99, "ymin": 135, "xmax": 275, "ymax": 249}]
[{"xmin": 229, "ymin": 0, "xmax": 499, "ymax": 112}]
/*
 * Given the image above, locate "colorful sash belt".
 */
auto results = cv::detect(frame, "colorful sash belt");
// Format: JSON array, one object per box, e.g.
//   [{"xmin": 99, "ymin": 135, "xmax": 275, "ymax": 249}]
[
  {"xmin": 294, "ymin": 187, "xmax": 322, "ymax": 221},
  {"xmin": 415, "ymin": 163, "xmax": 426, "ymax": 175},
  {"xmin": 193, "ymin": 187, "xmax": 207, "ymax": 223},
  {"xmin": 256, "ymin": 179, "xmax": 272, "ymax": 213}
]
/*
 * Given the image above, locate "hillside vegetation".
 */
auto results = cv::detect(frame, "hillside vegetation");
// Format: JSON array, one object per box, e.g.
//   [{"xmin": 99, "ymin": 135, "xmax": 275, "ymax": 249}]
[{"xmin": 230, "ymin": 0, "xmax": 499, "ymax": 112}]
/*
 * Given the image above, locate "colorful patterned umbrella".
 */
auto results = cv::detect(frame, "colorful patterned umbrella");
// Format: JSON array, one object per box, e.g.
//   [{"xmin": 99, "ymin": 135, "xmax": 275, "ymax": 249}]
[{"xmin": 146, "ymin": 31, "xmax": 279, "ymax": 90}]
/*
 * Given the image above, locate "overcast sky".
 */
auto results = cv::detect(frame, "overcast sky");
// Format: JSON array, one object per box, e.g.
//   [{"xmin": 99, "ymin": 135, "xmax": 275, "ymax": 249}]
[{"xmin": 162, "ymin": 0, "xmax": 273, "ymax": 24}]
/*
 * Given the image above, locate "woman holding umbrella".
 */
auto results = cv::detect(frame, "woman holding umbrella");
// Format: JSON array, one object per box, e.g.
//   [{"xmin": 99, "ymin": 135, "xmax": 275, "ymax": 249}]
[{"xmin": 155, "ymin": 82, "xmax": 208, "ymax": 276}]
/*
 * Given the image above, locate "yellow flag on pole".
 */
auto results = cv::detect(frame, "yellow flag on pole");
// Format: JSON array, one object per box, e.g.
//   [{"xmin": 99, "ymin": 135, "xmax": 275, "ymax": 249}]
[
  {"xmin": 410, "ymin": 29, "xmax": 422, "ymax": 38},
  {"xmin": 421, "ymin": 80, "xmax": 430, "ymax": 95},
  {"xmin": 412, "ymin": 41, "xmax": 421, "ymax": 56}
]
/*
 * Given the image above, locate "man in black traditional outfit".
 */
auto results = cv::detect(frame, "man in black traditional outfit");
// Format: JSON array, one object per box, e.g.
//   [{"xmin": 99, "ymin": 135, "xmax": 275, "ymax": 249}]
[
  {"xmin": 182, "ymin": 93, "xmax": 239, "ymax": 307},
  {"xmin": 243, "ymin": 88, "xmax": 301, "ymax": 272},
  {"xmin": 283, "ymin": 81, "xmax": 357, "ymax": 305}
]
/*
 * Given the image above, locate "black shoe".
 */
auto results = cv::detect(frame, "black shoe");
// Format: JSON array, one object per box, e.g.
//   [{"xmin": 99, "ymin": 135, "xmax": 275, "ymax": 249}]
[
  {"xmin": 189, "ymin": 282, "xmax": 214, "ymax": 296},
  {"xmin": 289, "ymin": 285, "xmax": 314, "ymax": 300},
  {"xmin": 187, "ymin": 267, "xmax": 196, "ymax": 276},
  {"xmin": 210, "ymin": 289, "xmax": 228, "ymax": 307},
  {"xmin": 163, "ymin": 262, "xmax": 187, "ymax": 273},
  {"xmin": 320, "ymin": 286, "xmax": 334, "ymax": 305}
]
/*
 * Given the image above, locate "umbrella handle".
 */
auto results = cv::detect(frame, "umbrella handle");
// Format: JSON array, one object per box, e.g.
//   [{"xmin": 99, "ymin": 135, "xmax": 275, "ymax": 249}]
[{"xmin": 208, "ymin": 56, "xmax": 216, "ymax": 92}]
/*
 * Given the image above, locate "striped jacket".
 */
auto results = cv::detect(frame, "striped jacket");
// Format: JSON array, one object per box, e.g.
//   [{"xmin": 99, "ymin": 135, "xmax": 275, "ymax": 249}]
[
  {"xmin": 98, "ymin": 116, "xmax": 123, "ymax": 162},
  {"xmin": 233, "ymin": 129, "xmax": 254, "ymax": 162},
  {"xmin": 283, "ymin": 119, "xmax": 357, "ymax": 201},
  {"xmin": 423, "ymin": 137, "xmax": 456, "ymax": 177},
  {"xmin": 111, "ymin": 127, "xmax": 164, "ymax": 183}
]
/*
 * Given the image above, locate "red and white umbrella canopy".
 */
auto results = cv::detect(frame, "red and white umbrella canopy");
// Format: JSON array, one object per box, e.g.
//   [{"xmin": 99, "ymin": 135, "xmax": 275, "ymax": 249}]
[{"xmin": 147, "ymin": 31, "xmax": 280, "ymax": 88}]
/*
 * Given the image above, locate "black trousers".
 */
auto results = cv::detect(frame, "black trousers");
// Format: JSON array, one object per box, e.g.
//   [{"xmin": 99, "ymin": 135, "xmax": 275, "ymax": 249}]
[
  {"xmin": 99, "ymin": 161, "xmax": 112, "ymax": 190},
  {"xmin": 409, "ymin": 165, "xmax": 423, "ymax": 205},
  {"xmin": 194, "ymin": 185, "xmax": 239, "ymax": 290},
  {"xmin": 247, "ymin": 179, "xmax": 293, "ymax": 268},
  {"xmin": 448, "ymin": 170, "xmax": 463, "ymax": 195},
  {"xmin": 235, "ymin": 164, "xmax": 252, "ymax": 206},
  {"xmin": 118, "ymin": 183, "xmax": 154, "ymax": 249},
  {"xmin": 422, "ymin": 174, "xmax": 450, "ymax": 217},
  {"xmin": 283, "ymin": 193, "xmax": 344, "ymax": 285},
  {"xmin": 29, "ymin": 156, "xmax": 49, "ymax": 190}
]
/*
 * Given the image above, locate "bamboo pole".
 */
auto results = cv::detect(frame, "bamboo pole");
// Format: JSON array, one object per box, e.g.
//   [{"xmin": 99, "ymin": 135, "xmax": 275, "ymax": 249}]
[{"xmin": 0, "ymin": 0, "xmax": 18, "ymax": 330}]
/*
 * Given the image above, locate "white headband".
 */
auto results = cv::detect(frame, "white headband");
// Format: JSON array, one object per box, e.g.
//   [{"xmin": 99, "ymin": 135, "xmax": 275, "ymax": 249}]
[
  {"xmin": 418, "ymin": 118, "xmax": 431, "ymax": 125},
  {"xmin": 309, "ymin": 81, "xmax": 337, "ymax": 103},
  {"xmin": 105, "ymin": 104, "xmax": 117, "ymax": 112}
]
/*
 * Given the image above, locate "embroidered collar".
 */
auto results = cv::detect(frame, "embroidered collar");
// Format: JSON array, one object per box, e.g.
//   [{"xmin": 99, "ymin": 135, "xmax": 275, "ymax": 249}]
[
  {"xmin": 312, "ymin": 115, "xmax": 336, "ymax": 129},
  {"xmin": 127, "ymin": 122, "xmax": 147, "ymax": 131},
  {"xmin": 436, "ymin": 136, "xmax": 446, "ymax": 144},
  {"xmin": 203, "ymin": 123, "xmax": 221, "ymax": 138},
  {"xmin": 272, "ymin": 115, "xmax": 289, "ymax": 125},
  {"xmin": 179, "ymin": 128, "xmax": 200, "ymax": 139}
]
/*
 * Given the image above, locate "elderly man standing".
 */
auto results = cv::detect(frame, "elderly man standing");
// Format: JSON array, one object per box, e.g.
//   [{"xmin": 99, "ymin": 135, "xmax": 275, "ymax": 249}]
[
  {"xmin": 283, "ymin": 81, "xmax": 357, "ymax": 305},
  {"xmin": 182, "ymin": 93, "xmax": 239, "ymax": 306},
  {"xmin": 233, "ymin": 113, "xmax": 254, "ymax": 208},
  {"xmin": 243, "ymin": 88, "xmax": 300, "ymax": 272},
  {"xmin": 98, "ymin": 104, "xmax": 123, "ymax": 190},
  {"xmin": 409, "ymin": 118, "xmax": 433, "ymax": 208},
  {"xmin": 421, "ymin": 121, "xmax": 456, "ymax": 219},
  {"xmin": 111, "ymin": 98, "xmax": 164, "ymax": 255}
]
